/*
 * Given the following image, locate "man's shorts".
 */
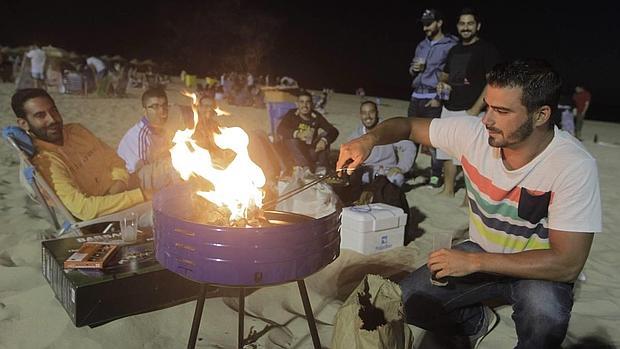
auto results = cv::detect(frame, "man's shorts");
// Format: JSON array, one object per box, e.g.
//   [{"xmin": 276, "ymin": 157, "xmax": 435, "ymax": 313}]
[
  {"xmin": 435, "ymin": 107, "xmax": 474, "ymax": 165},
  {"xmin": 31, "ymin": 71, "xmax": 44, "ymax": 80}
]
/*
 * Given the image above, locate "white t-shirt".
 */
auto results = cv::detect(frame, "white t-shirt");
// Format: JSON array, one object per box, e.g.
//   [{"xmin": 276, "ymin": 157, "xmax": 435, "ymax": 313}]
[
  {"xmin": 26, "ymin": 48, "xmax": 46, "ymax": 74},
  {"xmin": 430, "ymin": 116, "xmax": 602, "ymax": 253},
  {"xmin": 86, "ymin": 57, "xmax": 106, "ymax": 73}
]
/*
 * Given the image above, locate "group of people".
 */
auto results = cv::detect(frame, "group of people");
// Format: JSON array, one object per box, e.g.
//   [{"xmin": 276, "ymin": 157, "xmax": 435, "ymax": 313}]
[
  {"xmin": 2, "ymin": 43, "xmax": 168, "ymax": 97},
  {"xmin": 336, "ymin": 7, "xmax": 601, "ymax": 349},
  {"xmin": 406, "ymin": 8, "xmax": 593, "ymax": 199},
  {"xmin": 6, "ymin": 6, "xmax": 602, "ymax": 349}
]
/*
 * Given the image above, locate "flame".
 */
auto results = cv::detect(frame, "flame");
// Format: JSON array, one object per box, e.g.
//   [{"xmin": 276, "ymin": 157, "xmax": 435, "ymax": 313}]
[
  {"xmin": 170, "ymin": 92, "xmax": 265, "ymax": 222},
  {"xmin": 214, "ymin": 106, "xmax": 231, "ymax": 116}
]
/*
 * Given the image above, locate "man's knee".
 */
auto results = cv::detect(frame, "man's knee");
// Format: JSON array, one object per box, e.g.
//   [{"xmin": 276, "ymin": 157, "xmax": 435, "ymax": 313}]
[{"xmin": 512, "ymin": 280, "xmax": 573, "ymax": 334}]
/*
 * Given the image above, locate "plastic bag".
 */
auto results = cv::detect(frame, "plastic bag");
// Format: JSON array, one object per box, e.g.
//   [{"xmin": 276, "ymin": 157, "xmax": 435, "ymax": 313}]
[{"xmin": 332, "ymin": 274, "xmax": 414, "ymax": 349}]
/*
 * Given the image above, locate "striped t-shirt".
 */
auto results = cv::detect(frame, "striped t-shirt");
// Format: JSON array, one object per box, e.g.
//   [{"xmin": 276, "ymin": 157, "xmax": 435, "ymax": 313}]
[
  {"xmin": 117, "ymin": 117, "xmax": 169, "ymax": 173},
  {"xmin": 430, "ymin": 116, "xmax": 601, "ymax": 253}
]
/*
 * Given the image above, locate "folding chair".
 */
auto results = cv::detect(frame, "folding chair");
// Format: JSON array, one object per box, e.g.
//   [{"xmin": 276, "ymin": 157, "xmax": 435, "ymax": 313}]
[{"xmin": 2, "ymin": 126, "xmax": 151, "ymax": 238}]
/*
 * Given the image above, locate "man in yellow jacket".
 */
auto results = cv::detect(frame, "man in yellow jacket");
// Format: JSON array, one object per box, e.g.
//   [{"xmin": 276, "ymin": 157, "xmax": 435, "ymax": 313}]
[{"xmin": 10, "ymin": 88, "xmax": 145, "ymax": 220}]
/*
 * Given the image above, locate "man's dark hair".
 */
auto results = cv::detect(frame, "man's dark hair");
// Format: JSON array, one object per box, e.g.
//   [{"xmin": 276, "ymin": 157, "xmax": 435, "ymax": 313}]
[
  {"xmin": 459, "ymin": 7, "xmax": 481, "ymax": 23},
  {"xmin": 11, "ymin": 88, "xmax": 54, "ymax": 119},
  {"xmin": 297, "ymin": 90, "xmax": 313, "ymax": 100},
  {"xmin": 360, "ymin": 100, "xmax": 378, "ymax": 111},
  {"xmin": 487, "ymin": 59, "xmax": 562, "ymax": 125},
  {"xmin": 141, "ymin": 86, "xmax": 168, "ymax": 107}
]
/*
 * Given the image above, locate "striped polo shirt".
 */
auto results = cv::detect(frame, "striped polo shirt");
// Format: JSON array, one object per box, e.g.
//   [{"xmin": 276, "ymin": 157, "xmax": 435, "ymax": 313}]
[
  {"xmin": 430, "ymin": 116, "xmax": 601, "ymax": 253},
  {"xmin": 117, "ymin": 117, "xmax": 168, "ymax": 173}
]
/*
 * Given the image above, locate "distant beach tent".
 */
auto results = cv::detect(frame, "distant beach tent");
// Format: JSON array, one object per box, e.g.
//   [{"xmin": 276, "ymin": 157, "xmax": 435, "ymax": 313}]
[
  {"xmin": 43, "ymin": 45, "xmax": 69, "ymax": 58},
  {"xmin": 140, "ymin": 59, "xmax": 156, "ymax": 66},
  {"xmin": 110, "ymin": 55, "xmax": 126, "ymax": 62}
]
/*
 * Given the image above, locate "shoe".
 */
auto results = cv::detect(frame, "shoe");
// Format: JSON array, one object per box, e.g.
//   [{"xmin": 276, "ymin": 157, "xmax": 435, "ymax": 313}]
[
  {"xmin": 428, "ymin": 176, "xmax": 440, "ymax": 188},
  {"xmin": 470, "ymin": 306, "xmax": 499, "ymax": 349}
]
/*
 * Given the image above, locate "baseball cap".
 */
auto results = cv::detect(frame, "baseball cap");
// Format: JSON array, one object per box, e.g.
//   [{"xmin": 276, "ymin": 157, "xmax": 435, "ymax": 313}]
[{"xmin": 420, "ymin": 9, "xmax": 443, "ymax": 25}]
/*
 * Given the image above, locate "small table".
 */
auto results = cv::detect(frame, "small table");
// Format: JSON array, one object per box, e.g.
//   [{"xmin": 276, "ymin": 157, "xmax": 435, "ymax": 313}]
[{"xmin": 41, "ymin": 228, "xmax": 203, "ymax": 327}]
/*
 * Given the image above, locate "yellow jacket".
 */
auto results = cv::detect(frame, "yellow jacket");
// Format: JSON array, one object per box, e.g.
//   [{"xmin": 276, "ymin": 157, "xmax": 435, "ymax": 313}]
[{"xmin": 32, "ymin": 123, "xmax": 145, "ymax": 220}]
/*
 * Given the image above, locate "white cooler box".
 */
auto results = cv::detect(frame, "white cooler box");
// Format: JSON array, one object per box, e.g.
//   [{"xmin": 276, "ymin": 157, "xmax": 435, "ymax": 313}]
[{"xmin": 340, "ymin": 203, "xmax": 407, "ymax": 255}]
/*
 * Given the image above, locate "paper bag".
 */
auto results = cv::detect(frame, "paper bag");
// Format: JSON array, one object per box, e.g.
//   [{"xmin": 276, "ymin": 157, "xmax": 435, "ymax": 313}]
[{"xmin": 332, "ymin": 274, "xmax": 414, "ymax": 349}]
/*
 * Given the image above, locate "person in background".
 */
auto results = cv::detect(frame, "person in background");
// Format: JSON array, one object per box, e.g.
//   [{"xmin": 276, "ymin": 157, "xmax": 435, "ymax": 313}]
[
  {"xmin": 276, "ymin": 91, "xmax": 339, "ymax": 174},
  {"xmin": 117, "ymin": 86, "xmax": 171, "ymax": 174},
  {"xmin": 408, "ymin": 9, "xmax": 458, "ymax": 188},
  {"xmin": 25, "ymin": 43, "xmax": 46, "ymax": 88},
  {"xmin": 349, "ymin": 100, "xmax": 415, "ymax": 187},
  {"xmin": 435, "ymin": 7, "xmax": 500, "ymax": 197},
  {"xmin": 572, "ymin": 85, "xmax": 591, "ymax": 140}
]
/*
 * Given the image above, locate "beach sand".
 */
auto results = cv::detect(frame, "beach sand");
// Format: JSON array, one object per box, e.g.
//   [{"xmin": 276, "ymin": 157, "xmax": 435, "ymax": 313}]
[{"xmin": 1, "ymin": 81, "xmax": 619, "ymax": 348}]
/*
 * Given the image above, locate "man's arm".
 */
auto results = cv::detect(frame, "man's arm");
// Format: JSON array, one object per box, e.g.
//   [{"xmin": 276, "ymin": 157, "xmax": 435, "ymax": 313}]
[
  {"xmin": 38, "ymin": 153, "xmax": 144, "ymax": 220},
  {"xmin": 429, "ymin": 229, "xmax": 594, "ymax": 282},
  {"xmin": 336, "ymin": 117, "xmax": 432, "ymax": 171},
  {"xmin": 467, "ymin": 85, "xmax": 488, "ymax": 116}
]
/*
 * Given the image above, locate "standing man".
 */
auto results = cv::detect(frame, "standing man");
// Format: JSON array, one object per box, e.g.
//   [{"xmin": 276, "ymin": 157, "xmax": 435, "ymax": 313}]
[
  {"xmin": 408, "ymin": 9, "xmax": 457, "ymax": 187},
  {"xmin": 337, "ymin": 59, "xmax": 601, "ymax": 348},
  {"xmin": 572, "ymin": 85, "xmax": 591, "ymax": 140},
  {"xmin": 276, "ymin": 91, "xmax": 339, "ymax": 173},
  {"xmin": 25, "ymin": 44, "xmax": 46, "ymax": 88},
  {"xmin": 436, "ymin": 8, "xmax": 500, "ymax": 197}
]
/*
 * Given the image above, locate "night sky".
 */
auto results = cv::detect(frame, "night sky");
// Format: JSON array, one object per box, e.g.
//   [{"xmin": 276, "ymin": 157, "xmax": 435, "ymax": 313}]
[{"xmin": 2, "ymin": 0, "xmax": 619, "ymax": 122}]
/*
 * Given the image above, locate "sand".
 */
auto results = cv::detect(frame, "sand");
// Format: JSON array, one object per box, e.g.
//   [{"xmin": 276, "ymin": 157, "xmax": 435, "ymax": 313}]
[{"xmin": 1, "ymin": 81, "xmax": 619, "ymax": 348}]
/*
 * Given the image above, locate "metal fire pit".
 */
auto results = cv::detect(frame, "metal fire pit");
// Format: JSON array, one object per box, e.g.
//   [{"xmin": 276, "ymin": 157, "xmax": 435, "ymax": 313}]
[{"xmin": 153, "ymin": 184, "xmax": 341, "ymax": 348}]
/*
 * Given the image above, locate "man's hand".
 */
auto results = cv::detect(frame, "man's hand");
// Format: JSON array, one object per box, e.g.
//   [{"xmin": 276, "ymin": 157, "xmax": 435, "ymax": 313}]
[
  {"xmin": 387, "ymin": 167, "xmax": 402, "ymax": 177},
  {"xmin": 293, "ymin": 126, "xmax": 314, "ymax": 144},
  {"xmin": 336, "ymin": 134, "xmax": 375, "ymax": 174},
  {"xmin": 428, "ymin": 249, "xmax": 480, "ymax": 279},
  {"xmin": 425, "ymin": 99, "xmax": 441, "ymax": 108},
  {"xmin": 315, "ymin": 138, "xmax": 328, "ymax": 152},
  {"xmin": 107, "ymin": 180, "xmax": 128, "ymax": 195}
]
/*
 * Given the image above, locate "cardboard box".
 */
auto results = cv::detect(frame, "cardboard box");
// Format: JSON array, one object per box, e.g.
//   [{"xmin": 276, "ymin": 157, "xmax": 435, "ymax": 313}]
[
  {"xmin": 42, "ymin": 230, "xmax": 203, "ymax": 327},
  {"xmin": 340, "ymin": 203, "xmax": 407, "ymax": 254}
]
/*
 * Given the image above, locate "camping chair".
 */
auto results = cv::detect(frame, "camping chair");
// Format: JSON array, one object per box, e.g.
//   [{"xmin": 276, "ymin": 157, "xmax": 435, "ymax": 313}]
[{"xmin": 2, "ymin": 126, "xmax": 151, "ymax": 238}]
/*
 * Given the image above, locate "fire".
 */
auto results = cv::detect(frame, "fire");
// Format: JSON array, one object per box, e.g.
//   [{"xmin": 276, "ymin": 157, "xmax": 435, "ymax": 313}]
[
  {"xmin": 214, "ymin": 106, "xmax": 231, "ymax": 116},
  {"xmin": 170, "ymin": 92, "xmax": 265, "ymax": 223}
]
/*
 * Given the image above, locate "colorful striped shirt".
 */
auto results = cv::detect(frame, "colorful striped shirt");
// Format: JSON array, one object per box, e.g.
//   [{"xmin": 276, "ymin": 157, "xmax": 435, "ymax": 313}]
[{"xmin": 430, "ymin": 116, "xmax": 601, "ymax": 253}]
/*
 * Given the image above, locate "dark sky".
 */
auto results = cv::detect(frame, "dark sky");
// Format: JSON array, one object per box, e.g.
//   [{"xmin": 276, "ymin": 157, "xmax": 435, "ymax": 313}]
[{"xmin": 2, "ymin": 0, "xmax": 619, "ymax": 121}]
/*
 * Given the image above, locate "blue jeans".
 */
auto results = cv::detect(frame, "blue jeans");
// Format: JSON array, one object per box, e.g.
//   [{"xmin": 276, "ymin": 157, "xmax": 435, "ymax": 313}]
[{"xmin": 399, "ymin": 241, "xmax": 574, "ymax": 348}]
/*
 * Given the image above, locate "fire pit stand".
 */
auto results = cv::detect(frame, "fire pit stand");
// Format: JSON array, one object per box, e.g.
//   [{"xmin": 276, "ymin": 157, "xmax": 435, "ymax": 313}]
[
  {"xmin": 153, "ymin": 185, "xmax": 341, "ymax": 349},
  {"xmin": 186, "ymin": 280, "xmax": 321, "ymax": 349}
]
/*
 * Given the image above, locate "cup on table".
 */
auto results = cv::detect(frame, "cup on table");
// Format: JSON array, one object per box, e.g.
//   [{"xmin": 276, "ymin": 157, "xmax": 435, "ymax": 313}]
[
  {"xmin": 430, "ymin": 231, "xmax": 453, "ymax": 286},
  {"xmin": 120, "ymin": 212, "xmax": 138, "ymax": 243},
  {"xmin": 412, "ymin": 57, "xmax": 426, "ymax": 72}
]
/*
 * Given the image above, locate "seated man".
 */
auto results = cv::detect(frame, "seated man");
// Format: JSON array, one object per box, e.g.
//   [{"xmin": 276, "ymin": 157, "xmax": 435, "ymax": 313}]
[
  {"xmin": 338, "ymin": 59, "xmax": 601, "ymax": 348},
  {"xmin": 348, "ymin": 101, "xmax": 415, "ymax": 187},
  {"xmin": 117, "ymin": 86, "xmax": 171, "ymax": 174},
  {"xmin": 10, "ymin": 88, "xmax": 145, "ymax": 221},
  {"xmin": 276, "ymin": 91, "xmax": 339, "ymax": 173}
]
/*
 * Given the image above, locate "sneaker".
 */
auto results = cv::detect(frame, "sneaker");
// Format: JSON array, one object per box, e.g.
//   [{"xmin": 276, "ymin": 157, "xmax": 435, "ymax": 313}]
[
  {"xmin": 470, "ymin": 306, "xmax": 499, "ymax": 349},
  {"xmin": 428, "ymin": 176, "xmax": 440, "ymax": 188}
]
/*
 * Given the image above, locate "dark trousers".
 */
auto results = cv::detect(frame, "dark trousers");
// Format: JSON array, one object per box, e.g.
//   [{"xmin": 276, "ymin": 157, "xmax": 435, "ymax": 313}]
[
  {"xmin": 407, "ymin": 97, "xmax": 443, "ymax": 177},
  {"xmin": 281, "ymin": 139, "xmax": 329, "ymax": 172},
  {"xmin": 399, "ymin": 241, "xmax": 574, "ymax": 348}
]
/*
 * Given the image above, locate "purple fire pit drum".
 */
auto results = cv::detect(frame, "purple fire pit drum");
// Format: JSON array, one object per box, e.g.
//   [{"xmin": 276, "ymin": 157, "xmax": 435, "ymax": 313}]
[{"xmin": 153, "ymin": 184, "xmax": 340, "ymax": 287}]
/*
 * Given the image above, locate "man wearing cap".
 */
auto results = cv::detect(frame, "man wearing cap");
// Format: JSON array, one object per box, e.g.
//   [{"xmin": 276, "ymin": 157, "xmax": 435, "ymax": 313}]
[
  {"xmin": 435, "ymin": 7, "xmax": 500, "ymax": 198},
  {"xmin": 408, "ymin": 9, "xmax": 458, "ymax": 188}
]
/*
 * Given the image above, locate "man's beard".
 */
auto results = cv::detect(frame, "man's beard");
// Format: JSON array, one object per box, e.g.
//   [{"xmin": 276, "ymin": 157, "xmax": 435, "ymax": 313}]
[
  {"xmin": 29, "ymin": 121, "xmax": 64, "ymax": 144},
  {"xmin": 488, "ymin": 116, "xmax": 533, "ymax": 148}
]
